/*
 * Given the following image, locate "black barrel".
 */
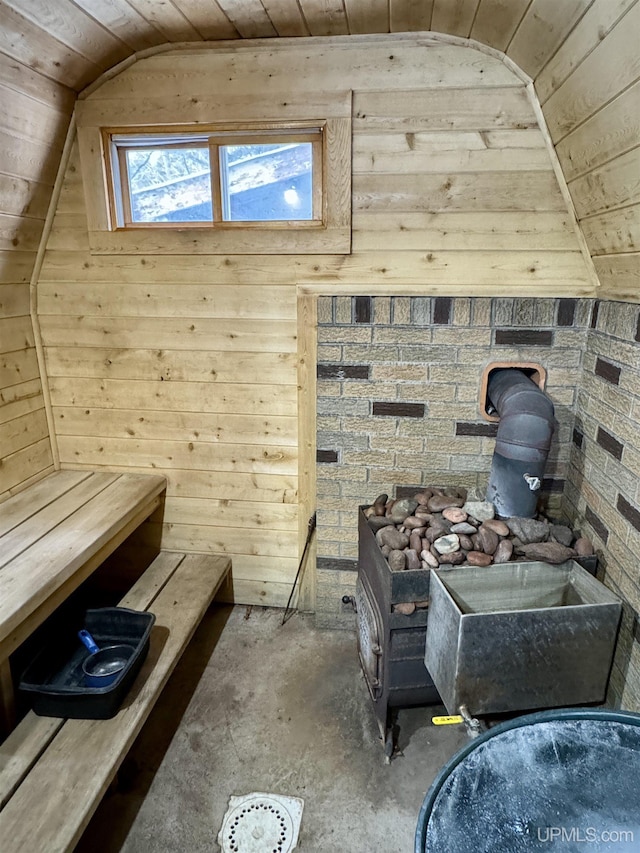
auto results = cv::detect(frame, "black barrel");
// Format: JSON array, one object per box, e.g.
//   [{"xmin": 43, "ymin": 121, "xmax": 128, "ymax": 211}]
[{"xmin": 415, "ymin": 708, "xmax": 640, "ymax": 853}]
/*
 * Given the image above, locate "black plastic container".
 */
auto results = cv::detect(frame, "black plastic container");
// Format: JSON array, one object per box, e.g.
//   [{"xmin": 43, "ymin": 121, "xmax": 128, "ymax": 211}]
[{"xmin": 19, "ymin": 607, "xmax": 155, "ymax": 719}]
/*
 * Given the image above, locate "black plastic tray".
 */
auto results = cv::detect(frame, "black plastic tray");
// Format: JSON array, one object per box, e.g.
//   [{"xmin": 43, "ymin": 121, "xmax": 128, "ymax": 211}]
[{"xmin": 19, "ymin": 607, "xmax": 155, "ymax": 719}]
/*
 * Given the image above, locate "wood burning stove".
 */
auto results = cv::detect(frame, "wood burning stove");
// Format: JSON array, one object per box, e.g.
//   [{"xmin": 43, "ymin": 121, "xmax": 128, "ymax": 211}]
[{"xmin": 353, "ymin": 507, "xmax": 440, "ymax": 760}]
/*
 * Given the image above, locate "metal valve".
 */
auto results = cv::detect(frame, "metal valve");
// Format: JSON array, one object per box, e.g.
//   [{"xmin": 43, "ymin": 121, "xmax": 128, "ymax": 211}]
[{"xmin": 523, "ymin": 473, "xmax": 541, "ymax": 491}]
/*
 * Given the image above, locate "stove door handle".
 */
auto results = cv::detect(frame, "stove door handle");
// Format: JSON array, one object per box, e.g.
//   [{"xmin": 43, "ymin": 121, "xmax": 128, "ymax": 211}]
[{"xmin": 342, "ymin": 594, "xmax": 357, "ymax": 612}]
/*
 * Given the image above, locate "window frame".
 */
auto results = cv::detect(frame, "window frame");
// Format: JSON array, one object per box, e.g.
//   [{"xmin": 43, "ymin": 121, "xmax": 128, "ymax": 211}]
[
  {"xmin": 77, "ymin": 92, "xmax": 352, "ymax": 256},
  {"xmin": 103, "ymin": 124, "xmax": 325, "ymax": 231}
]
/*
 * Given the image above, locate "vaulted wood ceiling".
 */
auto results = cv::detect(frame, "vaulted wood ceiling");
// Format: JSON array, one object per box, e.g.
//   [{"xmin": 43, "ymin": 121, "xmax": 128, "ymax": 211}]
[
  {"xmin": 0, "ymin": 0, "xmax": 604, "ymax": 92},
  {"xmin": 1, "ymin": 0, "xmax": 638, "ymax": 303}
]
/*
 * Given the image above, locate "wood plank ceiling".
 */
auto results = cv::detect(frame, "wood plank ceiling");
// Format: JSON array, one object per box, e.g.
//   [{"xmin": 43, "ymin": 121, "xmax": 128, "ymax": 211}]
[{"xmin": 0, "ymin": 0, "xmax": 619, "ymax": 92}]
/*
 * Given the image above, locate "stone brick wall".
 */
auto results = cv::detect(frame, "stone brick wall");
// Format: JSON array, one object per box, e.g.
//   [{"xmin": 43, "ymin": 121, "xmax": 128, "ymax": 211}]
[
  {"xmin": 564, "ymin": 300, "xmax": 640, "ymax": 711},
  {"xmin": 316, "ymin": 295, "xmax": 589, "ymax": 559},
  {"xmin": 315, "ymin": 294, "xmax": 591, "ymax": 628}
]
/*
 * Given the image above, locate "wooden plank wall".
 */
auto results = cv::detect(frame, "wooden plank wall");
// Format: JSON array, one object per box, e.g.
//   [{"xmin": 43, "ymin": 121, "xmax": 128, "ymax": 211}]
[
  {"xmin": 0, "ymin": 51, "xmax": 74, "ymax": 499},
  {"xmin": 33, "ymin": 37, "xmax": 593, "ymax": 607},
  {"xmin": 533, "ymin": 0, "xmax": 640, "ymax": 302}
]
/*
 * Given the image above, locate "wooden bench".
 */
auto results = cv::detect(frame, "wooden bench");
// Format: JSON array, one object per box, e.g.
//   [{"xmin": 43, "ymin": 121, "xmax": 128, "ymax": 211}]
[
  {"xmin": 0, "ymin": 549, "xmax": 232, "ymax": 852},
  {"xmin": 0, "ymin": 469, "xmax": 167, "ymax": 728}
]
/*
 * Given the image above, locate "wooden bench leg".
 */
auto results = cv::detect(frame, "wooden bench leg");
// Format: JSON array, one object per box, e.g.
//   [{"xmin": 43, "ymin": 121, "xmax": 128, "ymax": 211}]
[{"xmin": 0, "ymin": 660, "xmax": 16, "ymax": 737}]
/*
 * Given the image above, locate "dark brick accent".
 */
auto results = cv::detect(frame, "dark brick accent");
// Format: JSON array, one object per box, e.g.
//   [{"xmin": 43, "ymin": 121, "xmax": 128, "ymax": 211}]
[
  {"xmin": 372, "ymin": 401, "xmax": 425, "ymax": 418},
  {"xmin": 354, "ymin": 296, "xmax": 372, "ymax": 323},
  {"xmin": 596, "ymin": 427, "xmax": 624, "ymax": 461},
  {"xmin": 494, "ymin": 329, "xmax": 553, "ymax": 346},
  {"xmin": 617, "ymin": 494, "xmax": 640, "ymax": 533},
  {"xmin": 456, "ymin": 421, "xmax": 499, "ymax": 437},
  {"xmin": 395, "ymin": 485, "xmax": 424, "ymax": 499},
  {"xmin": 585, "ymin": 505, "xmax": 609, "ymax": 544},
  {"xmin": 433, "ymin": 297, "xmax": 452, "ymax": 325},
  {"xmin": 317, "ymin": 556, "xmax": 358, "ymax": 572},
  {"xmin": 595, "ymin": 357, "xmax": 621, "ymax": 385},
  {"xmin": 557, "ymin": 299, "xmax": 577, "ymax": 327},
  {"xmin": 572, "ymin": 428, "xmax": 584, "ymax": 449},
  {"xmin": 542, "ymin": 478, "xmax": 565, "ymax": 494},
  {"xmin": 317, "ymin": 449, "xmax": 339, "ymax": 463},
  {"xmin": 317, "ymin": 364, "xmax": 370, "ymax": 380},
  {"xmin": 590, "ymin": 300, "xmax": 600, "ymax": 329}
]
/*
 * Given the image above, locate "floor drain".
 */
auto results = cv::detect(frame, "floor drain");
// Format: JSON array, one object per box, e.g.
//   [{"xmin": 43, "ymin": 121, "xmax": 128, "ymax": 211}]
[{"xmin": 218, "ymin": 792, "xmax": 304, "ymax": 853}]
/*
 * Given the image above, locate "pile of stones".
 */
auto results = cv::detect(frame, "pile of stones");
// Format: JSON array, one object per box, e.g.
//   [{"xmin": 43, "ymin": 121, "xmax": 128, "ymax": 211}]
[{"xmin": 364, "ymin": 486, "xmax": 594, "ymax": 573}]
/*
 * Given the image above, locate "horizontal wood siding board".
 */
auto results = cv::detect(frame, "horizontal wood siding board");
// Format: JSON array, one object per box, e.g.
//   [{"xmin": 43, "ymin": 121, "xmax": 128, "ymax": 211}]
[
  {"xmin": 68, "ymin": 464, "xmax": 298, "ymax": 505},
  {"xmin": 352, "ymin": 87, "xmax": 534, "ymax": 131},
  {"xmin": 1, "ymin": 316, "xmax": 35, "ymax": 354},
  {"xmin": 48, "ymin": 377, "xmax": 297, "ymax": 416},
  {"xmin": 506, "ymin": 0, "xmax": 594, "ymax": 80},
  {"xmin": 52, "ymin": 407, "xmax": 297, "ymax": 446},
  {"xmin": 0, "ymin": 346, "xmax": 41, "ymax": 389},
  {"xmin": 592, "ymin": 254, "xmax": 640, "ymax": 301},
  {"xmin": 554, "ymin": 81, "xmax": 640, "ymax": 184},
  {"xmin": 38, "ymin": 316, "xmax": 298, "ymax": 353},
  {"xmin": 39, "ymin": 249, "xmax": 591, "ymax": 288},
  {"xmin": 92, "ymin": 43, "xmax": 518, "ymax": 99},
  {"xmin": 0, "ymin": 173, "xmax": 53, "ymax": 221},
  {"xmin": 542, "ymin": 3, "xmax": 640, "ymax": 142},
  {"xmin": 44, "ymin": 346, "xmax": 297, "ymax": 385},
  {"xmin": 0, "ymin": 215, "xmax": 44, "ymax": 254},
  {"xmin": 37, "ymin": 282, "xmax": 297, "ymax": 319},
  {"xmin": 0, "ymin": 52, "xmax": 75, "ymax": 110},
  {"xmin": 0, "ymin": 380, "xmax": 46, "ymax": 426},
  {"xmin": 0, "ymin": 439, "xmax": 53, "ymax": 498},
  {"xmin": 54, "ymin": 435, "xmax": 298, "ymax": 475},
  {"xmin": 569, "ymin": 147, "xmax": 640, "ymax": 219},
  {"xmin": 157, "ymin": 495, "xmax": 298, "ymax": 530},
  {"xmin": 534, "ymin": 0, "xmax": 638, "ymax": 104},
  {"xmin": 0, "ymin": 408, "xmax": 49, "ymax": 459},
  {"xmin": 579, "ymin": 206, "xmax": 639, "ymax": 256},
  {"xmin": 0, "ymin": 284, "xmax": 30, "ymax": 319},
  {"xmin": 0, "ymin": 2, "xmax": 102, "ymax": 89},
  {"xmin": 352, "ymin": 211, "xmax": 578, "ymax": 251},
  {"xmin": 353, "ymin": 172, "xmax": 567, "ymax": 212}
]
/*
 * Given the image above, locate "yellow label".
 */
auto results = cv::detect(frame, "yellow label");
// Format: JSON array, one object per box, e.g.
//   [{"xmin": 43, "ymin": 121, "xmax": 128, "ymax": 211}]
[{"xmin": 432, "ymin": 715, "xmax": 464, "ymax": 725}]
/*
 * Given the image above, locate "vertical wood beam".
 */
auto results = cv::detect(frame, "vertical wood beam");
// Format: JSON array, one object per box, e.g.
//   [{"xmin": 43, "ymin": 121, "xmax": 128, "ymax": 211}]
[
  {"xmin": 0, "ymin": 659, "xmax": 16, "ymax": 738},
  {"xmin": 29, "ymin": 111, "xmax": 79, "ymax": 471},
  {"xmin": 296, "ymin": 289, "xmax": 317, "ymax": 612}
]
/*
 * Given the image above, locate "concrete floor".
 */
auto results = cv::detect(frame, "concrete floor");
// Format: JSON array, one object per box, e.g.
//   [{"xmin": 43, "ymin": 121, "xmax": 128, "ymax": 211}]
[{"xmin": 76, "ymin": 605, "xmax": 468, "ymax": 853}]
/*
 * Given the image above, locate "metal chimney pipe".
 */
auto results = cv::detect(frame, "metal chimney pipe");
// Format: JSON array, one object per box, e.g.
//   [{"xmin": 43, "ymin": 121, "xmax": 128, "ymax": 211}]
[{"xmin": 485, "ymin": 369, "xmax": 556, "ymax": 518}]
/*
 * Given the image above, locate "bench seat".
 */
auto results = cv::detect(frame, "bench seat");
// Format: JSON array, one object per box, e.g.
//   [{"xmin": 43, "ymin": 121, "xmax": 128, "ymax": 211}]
[
  {"xmin": 0, "ymin": 470, "xmax": 166, "ymax": 727},
  {"xmin": 0, "ymin": 550, "xmax": 232, "ymax": 852}
]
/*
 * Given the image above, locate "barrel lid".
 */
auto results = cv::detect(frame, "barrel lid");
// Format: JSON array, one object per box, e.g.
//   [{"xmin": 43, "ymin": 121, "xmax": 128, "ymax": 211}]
[{"xmin": 416, "ymin": 708, "xmax": 640, "ymax": 853}]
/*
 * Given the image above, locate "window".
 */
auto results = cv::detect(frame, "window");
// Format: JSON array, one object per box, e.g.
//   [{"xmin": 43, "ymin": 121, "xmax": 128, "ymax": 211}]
[
  {"xmin": 77, "ymin": 101, "xmax": 351, "ymax": 255},
  {"xmin": 105, "ymin": 127, "xmax": 323, "ymax": 229}
]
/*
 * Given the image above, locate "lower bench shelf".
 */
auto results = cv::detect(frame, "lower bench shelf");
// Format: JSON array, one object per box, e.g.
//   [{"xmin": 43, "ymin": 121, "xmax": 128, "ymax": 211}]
[{"xmin": 0, "ymin": 550, "xmax": 231, "ymax": 853}]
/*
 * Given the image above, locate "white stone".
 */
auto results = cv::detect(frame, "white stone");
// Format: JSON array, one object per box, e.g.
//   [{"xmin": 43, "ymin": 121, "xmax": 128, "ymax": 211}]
[
  {"xmin": 462, "ymin": 500, "xmax": 495, "ymax": 522},
  {"xmin": 433, "ymin": 534, "xmax": 460, "ymax": 555}
]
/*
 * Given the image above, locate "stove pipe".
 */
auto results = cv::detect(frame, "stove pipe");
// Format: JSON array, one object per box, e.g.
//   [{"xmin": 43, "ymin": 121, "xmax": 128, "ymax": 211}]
[{"xmin": 485, "ymin": 368, "xmax": 556, "ymax": 519}]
